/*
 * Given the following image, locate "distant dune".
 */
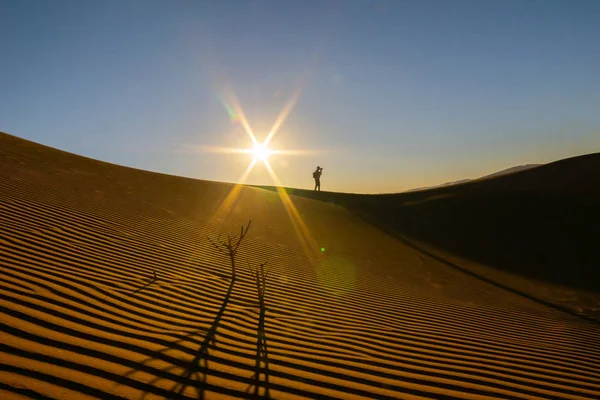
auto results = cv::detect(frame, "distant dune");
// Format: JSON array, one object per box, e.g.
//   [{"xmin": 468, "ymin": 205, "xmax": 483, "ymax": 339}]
[
  {"xmin": 478, "ymin": 164, "xmax": 542, "ymax": 180},
  {"xmin": 1, "ymin": 131, "xmax": 600, "ymax": 399},
  {"xmin": 405, "ymin": 164, "xmax": 542, "ymax": 192}
]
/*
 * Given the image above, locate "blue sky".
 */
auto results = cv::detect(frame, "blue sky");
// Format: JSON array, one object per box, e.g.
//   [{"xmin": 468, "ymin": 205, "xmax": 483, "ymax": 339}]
[{"xmin": 1, "ymin": 0, "xmax": 599, "ymax": 193}]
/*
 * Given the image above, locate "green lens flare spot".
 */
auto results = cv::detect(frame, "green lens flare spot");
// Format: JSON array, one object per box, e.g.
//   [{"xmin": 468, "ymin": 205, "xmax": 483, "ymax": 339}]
[{"xmin": 320, "ymin": 247, "xmax": 326, "ymax": 252}]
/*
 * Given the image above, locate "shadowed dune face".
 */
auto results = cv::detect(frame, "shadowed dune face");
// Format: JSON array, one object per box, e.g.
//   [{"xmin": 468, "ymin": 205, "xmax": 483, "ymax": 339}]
[
  {"xmin": 2, "ymin": 132, "xmax": 600, "ymax": 399},
  {"xmin": 268, "ymin": 153, "xmax": 600, "ymax": 294}
]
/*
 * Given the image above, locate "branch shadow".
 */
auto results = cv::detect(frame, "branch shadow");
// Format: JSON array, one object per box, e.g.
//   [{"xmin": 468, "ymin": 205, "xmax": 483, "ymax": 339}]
[
  {"xmin": 245, "ymin": 261, "xmax": 271, "ymax": 399},
  {"xmin": 172, "ymin": 272, "xmax": 237, "ymax": 399},
  {"xmin": 122, "ymin": 280, "xmax": 235, "ymax": 400},
  {"xmin": 243, "ymin": 302, "xmax": 271, "ymax": 399},
  {"xmin": 123, "ymin": 221, "xmax": 251, "ymax": 400}
]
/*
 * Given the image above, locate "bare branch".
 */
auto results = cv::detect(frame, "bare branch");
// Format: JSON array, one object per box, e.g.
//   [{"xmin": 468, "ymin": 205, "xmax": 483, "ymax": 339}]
[
  {"xmin": 233, "ymin": 220, "xmax": 252, "ymax": 254},
  {"xmin": 207, "ymin": 235, "xmax": 225, "ymax": 253}
]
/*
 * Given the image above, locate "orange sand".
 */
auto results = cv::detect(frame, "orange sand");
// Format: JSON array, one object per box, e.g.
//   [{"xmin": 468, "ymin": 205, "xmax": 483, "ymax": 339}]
[{"xmin": 1, "ymin": 132, "xmax": 599, "ymax": 399}]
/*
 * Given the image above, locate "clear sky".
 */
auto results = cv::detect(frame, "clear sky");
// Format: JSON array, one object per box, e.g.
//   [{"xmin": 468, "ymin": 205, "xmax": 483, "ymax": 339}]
[{"xmin": 1, "ymin": 0, "xmax": 599, "ymax": 193}]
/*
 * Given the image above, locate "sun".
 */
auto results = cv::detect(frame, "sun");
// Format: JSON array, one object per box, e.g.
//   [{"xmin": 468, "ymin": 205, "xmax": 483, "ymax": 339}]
[{"xmin": 252, "ymin": 143, "xmax": 271, "ymax": 162}]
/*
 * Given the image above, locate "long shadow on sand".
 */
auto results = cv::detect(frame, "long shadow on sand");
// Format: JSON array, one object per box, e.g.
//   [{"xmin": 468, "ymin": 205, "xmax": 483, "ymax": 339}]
[
  {"xmin": 340, "ymin": 197, "xmax": 600, "ymax": 325},
  {"xmin": 245, "ymin": 262, "xmax": 271, "ymax": 399},
  {"xmin": 250, "ymin": 311, "xmax": 270, "ymax": 399},
  {"xmin": 120, "ymin": 271, "xmax": 237, "ymax": 399},
  {"xmin": 389, "ymin": 229, "xmax": 600, "ymax": 326},
  {"xmin": 173, "ymin": 271, "xmax": 237, "ymax": 399},
  {"xmin": 124, "ymin": 222, "xmax": 252, "ymax": 399}
]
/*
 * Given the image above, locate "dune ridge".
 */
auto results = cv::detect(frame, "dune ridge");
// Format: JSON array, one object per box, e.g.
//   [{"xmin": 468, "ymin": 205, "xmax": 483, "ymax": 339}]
[{"xmin": 1, "ymin": 132, "xmax": 600, "ymax": 399}]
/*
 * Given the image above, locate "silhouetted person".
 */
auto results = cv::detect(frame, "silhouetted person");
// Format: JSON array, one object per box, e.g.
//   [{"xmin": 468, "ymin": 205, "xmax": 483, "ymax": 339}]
[{"xmin": 313, "ymin": 166, "xmax": 323, "ymax": 191}]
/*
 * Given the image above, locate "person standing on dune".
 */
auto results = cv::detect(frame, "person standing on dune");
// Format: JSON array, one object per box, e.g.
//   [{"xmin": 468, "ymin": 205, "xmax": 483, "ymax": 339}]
[{"xmin": 313, "ymin": 166, "xmax": 323, "ymax": 191}]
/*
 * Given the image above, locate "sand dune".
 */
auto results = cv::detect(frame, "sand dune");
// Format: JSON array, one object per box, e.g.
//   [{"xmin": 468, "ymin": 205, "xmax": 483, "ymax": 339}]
[
  {"xmin": 1, "ymin": 132, "xmax": 600, "ymax": 399},
  {"xmin": 404, "ymin": 163, "xmax": 542, "ymax": 192},
  {"xmin": 263, "ymin": 152, "xmax": 600, "ymax": 316}
]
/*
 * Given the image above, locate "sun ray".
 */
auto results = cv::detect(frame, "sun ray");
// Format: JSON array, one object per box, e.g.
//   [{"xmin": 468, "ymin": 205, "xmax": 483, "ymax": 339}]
[
  {"xmin": 264, "ymin": 160, "xmax": 321, "ymax": 267},
  {"xmin": 263, "ymin": 63, "xmax": 318, "ymax": 147},
  {"xmin": 218, "ymin": 83, "xmax": 259, "ymax": 146},
  {"xmin": 185, "ymin": 144, "xmax": 323, "ymax": 158},
  {"xmin": 264, "ymin": 87, "xmax": 302, "ymax": 146},
  {"xmin": 211, "ymin": 159, "xmax": 257, "ymax": 224},
  {"xmin": 269, "ymin": 149, "xmax": 326, "ymax": 156},
  {"xmin": 189, "ymin": 145, "xmax": 253, "ymax": 155}
]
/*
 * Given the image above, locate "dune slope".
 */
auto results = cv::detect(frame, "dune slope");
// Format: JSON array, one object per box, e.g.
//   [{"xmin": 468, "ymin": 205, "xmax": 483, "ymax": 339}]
[
  {"xmin": 272, "ymin": 153, "xmax": 600, "ymax": 296},
  {"xmin": 1, "ymin": 132, "xmax": 600, "ymax": 399}
]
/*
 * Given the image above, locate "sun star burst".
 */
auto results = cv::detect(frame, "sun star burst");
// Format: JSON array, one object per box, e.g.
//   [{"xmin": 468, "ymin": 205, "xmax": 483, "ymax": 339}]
[
  {"xmin": 191, "ymin": 80, "xmax": 332, "ymax": 275},
  {"xmin": 252, "ymin": 143, "xmax": 271, "ymax": 162}
]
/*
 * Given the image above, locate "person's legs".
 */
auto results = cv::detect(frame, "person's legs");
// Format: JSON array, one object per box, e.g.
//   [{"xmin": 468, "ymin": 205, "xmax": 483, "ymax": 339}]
[{"xmin": 316, "ymin": 179, "xmax": 321, "ymax": 191}]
